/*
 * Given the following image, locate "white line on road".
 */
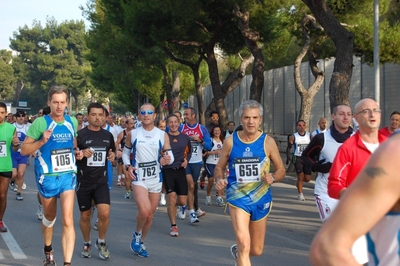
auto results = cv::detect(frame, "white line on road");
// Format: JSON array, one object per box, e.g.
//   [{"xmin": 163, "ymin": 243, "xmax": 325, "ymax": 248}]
[{"xmin": 0, "ymin": 222, "xmax": 27, "ymax": 259}]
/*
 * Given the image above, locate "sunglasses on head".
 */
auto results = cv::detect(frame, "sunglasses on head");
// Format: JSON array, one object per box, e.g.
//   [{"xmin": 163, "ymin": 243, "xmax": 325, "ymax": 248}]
[{"xmin": 140, "ymin": 110, "xmax": 154, "ymax": 115}]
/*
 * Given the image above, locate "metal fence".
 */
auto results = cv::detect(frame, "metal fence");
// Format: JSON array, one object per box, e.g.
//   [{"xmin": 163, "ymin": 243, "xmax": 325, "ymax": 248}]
[{"xmin": 189, "ymin": 57, "xmax": 400, "ymax": 134}]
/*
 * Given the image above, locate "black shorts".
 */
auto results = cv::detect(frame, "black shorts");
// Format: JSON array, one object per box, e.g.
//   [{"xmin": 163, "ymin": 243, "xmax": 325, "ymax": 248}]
[
  {"xmin": 0, "ymin": 171, "xmax": 12, "ymax": 178},
  {"xmin": 294, "ymin": 156, "xmax": 311, "ymax": 175},
  {"xmin": 76, "ymin": 182, "xmax": 110, "ymax": 211},
  {"xmin": 117, "ymin": 157, "xmax": 123, "ymax": 164},
  {"xmin": 162, "ymin": 167, "xmax": 188, "ymax": 196}
]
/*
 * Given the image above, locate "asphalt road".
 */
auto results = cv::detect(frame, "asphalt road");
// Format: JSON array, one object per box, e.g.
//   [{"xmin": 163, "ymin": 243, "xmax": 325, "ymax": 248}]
[{"xmin": 0, "ymin": 160, "xmax": 319, "ymax": 266}]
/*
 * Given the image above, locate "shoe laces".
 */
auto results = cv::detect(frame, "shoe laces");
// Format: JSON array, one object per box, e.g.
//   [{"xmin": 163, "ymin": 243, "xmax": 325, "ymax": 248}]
[
  {"xmin": 134, "ymin": 233, "xmax": 141, "ymax": 245},
  {"xmin": 44, "ymin": 251, "xmax": 54, "ymax": 262}
]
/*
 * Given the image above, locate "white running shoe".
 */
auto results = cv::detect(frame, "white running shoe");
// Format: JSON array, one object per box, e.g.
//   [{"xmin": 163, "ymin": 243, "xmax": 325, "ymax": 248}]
[
  {"xmin": 196, "ymin": 208, "xmax": 206, "ymax": 218},
  {"xmin": 177, "ymin": 205, "xmax": 186, "ymax": 220},
  {"xmin": 22, "ymin": 182, "xmax": 26, "ymax": 190},
  {"xmin": 216, "ymin": 197, "xmax": 225, "ymax": 207},
  {"xmin": 298, "ymin": 193, "xmax": 305, "ymax": 201},
  {"xmin": 159, "ymin": 193, "xmax": 166, "ymax": 206},
  {"xmin": 189, "ymin": 212, "xmax": 199, "ymax": 224},
  {"xmin": 36, "ymin": 204, "xmax": 43, "ymax": 220},
  {"xmin": 205, "ymin": 196, "xmax": 212, "ymax": 206}
]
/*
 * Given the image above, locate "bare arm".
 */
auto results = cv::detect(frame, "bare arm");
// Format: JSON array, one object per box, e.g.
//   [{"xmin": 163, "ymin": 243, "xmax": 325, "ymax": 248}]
[
  {"xmin": 265, "ymin": 135, "xmax": 286, "ymax": 184},
  {"xmin": 310, "ymin": 135, "xmax": 400, "ymax": 265},
  {"xmin": 21, "ymin": 134, "xmax": 49, "ymax": 156}
]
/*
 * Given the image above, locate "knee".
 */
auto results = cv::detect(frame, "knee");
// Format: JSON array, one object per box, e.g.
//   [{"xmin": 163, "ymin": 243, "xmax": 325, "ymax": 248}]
[
  {"xmin": 98, "ymin": 210, "xmax": 110, "ymax": 221},
  {"xmin": 250, "ymin": 246, "xmax": 264, "ymax": 257}
]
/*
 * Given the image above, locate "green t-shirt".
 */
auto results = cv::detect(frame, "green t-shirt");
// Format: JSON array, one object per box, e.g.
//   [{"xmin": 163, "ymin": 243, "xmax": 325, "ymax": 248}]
[{"xmin": 0, "ymin": 122, "xmax": 16, "ymax": 172}]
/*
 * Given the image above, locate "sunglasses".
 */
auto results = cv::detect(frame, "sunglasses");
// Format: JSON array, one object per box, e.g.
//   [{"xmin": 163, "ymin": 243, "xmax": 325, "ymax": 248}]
[
  {"xmin": 17, "ymin": 115, "xmax": 25, "ymax": 117},
  {"xmin": 140, "ymin": 110, "xmax": 154, "ymax": 115}
]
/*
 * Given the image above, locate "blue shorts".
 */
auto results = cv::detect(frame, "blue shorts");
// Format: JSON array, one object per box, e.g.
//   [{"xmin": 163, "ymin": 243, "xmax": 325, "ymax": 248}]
[
  {"xmin": 37, "ymin": 172, "xmax": 77, "ymax": 199},
  {"xmin": 205, "ymin": 164, "xmax": 216, "ymax": 178},
  {"xmin": 12, "ymin": 152, "xmax": 29, "ymax": 168},
  {"xmin": 185, "ymin": 163, "xmax": 203, "ymax": 182},
  {"xmin": 225, "ymin": 200, "xmax": 273, "ymax": 222}
]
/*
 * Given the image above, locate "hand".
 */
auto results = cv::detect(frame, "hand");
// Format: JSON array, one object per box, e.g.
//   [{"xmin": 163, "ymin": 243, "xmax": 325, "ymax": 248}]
[
  {"xmin": 40, "ymin": 129, "xmax": 52, "ymax": 145},
  {"xmin": 82, "ymin": 148, "xmax": 94, "ymax": 158},
  {"xmin": 161, "ymin": 154, "xmax": 171, "ymax": 166},
  {"xmin": 263, "ymin": 173, "xmax": 275, "ymax": 185},
  {"xmin": 126, "ymin": 165, "xmax": 137, "ymax": 181},
  {"xmin": 311, "ymin": 159, "xmax": 332, "ymax": 173},
  {"xmin": 181, "ymin": 158, "xmax": 188, "ymax": 169},
  {"xmin": 116, "ymin": 150, "xmax": 122, "ymax": 158},
  {"xmin": 75, "ymin": 148, "xmax": 84, "ymax": 160},
  {"xmin": 215, "ymin": 178, "xmax": 228, "ymax": 190},
  {"xmin": 107, "ymin": 150, "xmax": 115, "ymax": 162}
]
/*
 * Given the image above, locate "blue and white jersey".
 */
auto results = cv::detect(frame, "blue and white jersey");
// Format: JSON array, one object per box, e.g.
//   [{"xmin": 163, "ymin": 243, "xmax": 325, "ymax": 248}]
[
  {"xmin": 35, "ymin": 115, "xmax": 76, "ymax": 176},
  {"xmin": 12, "ymin": 122, "xmax": 30, "ymax": 153},
  {"xmin": 130, "ymin": 127, "xmax": 164, "ymax": 182},
  {"xmin": 226, "ymin": 132, "xmax": 271, "ymax": 206},
  {"xmin": 366, "ymin": 212, "xmax": 400, "ymax": 266}
]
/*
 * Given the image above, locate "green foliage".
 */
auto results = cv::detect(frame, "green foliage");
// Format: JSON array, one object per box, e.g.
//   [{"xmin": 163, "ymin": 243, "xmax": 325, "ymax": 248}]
[
  {"xmin": 9, "ymin": 18, "xmax": 92, "ymax": 111},
  {"xmin": 0, "ymin": 50, "xmax": 16, "ymax": 100}
]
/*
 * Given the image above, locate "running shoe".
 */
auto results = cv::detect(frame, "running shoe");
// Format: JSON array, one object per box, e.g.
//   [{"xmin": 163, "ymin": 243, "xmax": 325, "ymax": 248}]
[
  {"xmin": 8, "ymin": 180, "xmax": 15, "ymax": 191},
  {"xmin": 177, "ymin": 205, "xmax": 186, "ymax": 220},
  {"xmin": 137, "ymin": 242, "xmax": 149, "ymax": 258},
  {"xmin": 117, "ymin": 178, "xmax": 121, "ymax": 186},
  {"xmin": 205, "ymin": 196, "xmax": 212, "ymax": 206},
  {"xmin": 81, "ymin": 243, "xmax": 92, "ymax": 258},
  {"xmin": 231, "ymin": 244, "xmax": 238, "ymax": 265},
  {"xmin": 36, "ymin": 205, "xmax": 43, "ymax": 220},
  {"xmin": 200, "ymin": 178, "xmax": 205, "ymax": 190},
  {"xmin": 93, "ymin": 218, "xmax": 98, "ymax": 230},
  {"xmin": 0, "ymin": 221, "xmax": 7, "ymax": 232},
  {"xmin": 22, "ymin": 182, "xmax": 26, "ymax": 190},
  {"xmin": 124, "ymin": 191, "xmax": 131, "ymax": 199},
  {"xmin": 298, "ymin": 193, "xmax": 305, "ymax": 201},
  {"xmin": 216, "ymin": 197, "xmax": 225, "ymax": 207},
  {"xmin": 96, "ymin": 240, "xmax": 110, "ymax": 259},
  {"xmin": 16, "ymin": 192, "xmax": 23, "ymax": 201},
  {"xmin": 130, "ymin": 232, "xmax": 142, "ymax": 254},
  {"xmin": 43, "ymin": 250, "xmax": 56, "ymax": 266},
  {"xmin": 189, "ymin": 212, "xmax": 199, "ymax": 224},
  {"xmin": 196, "ymin": 208, "xmax": 206, "ymax": 218},
  {"xmin": 170, "ymin": 226, "xmax": 179, "ymax": 237},
  {"xmin": 13, "ymin": 185, "xmax": 18, "ymax": 192},
  {"xmin": 159, "ymin": 193, "xmax": 166, "ymax": 206}
]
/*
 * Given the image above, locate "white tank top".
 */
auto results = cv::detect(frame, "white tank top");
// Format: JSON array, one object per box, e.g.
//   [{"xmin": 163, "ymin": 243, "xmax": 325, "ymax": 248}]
[
  {"xmin": 293, "ymin": 132, "xmax": 310, "ymax": 156},
  {"xmin": 206, "ymin": 139, "xmax": 223, "ymax": 165},
  {"xmin": 314, "ymin": 130, "xmax": 342, "ymax": 196}
]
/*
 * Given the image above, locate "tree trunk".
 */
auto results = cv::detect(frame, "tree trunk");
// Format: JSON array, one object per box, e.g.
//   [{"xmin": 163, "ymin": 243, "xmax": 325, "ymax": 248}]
[
  {"xmin": 234, "ymin": 6, "xmax": 264, "ymax": 103},
  {"xmin": 302, "ymin": 0, "xmax": 353, "ymax": 112},
  {"xmin": 160, "ymin": 64, "xmax": 172, "ymax": 115},
  {"xmin": 293, "ymin": 14, "xmax": 325, "ymax": 131},
  {"xmin": 171, "ymin": 71, "xmax": 180, "ymax": 112},
  {"xmin": 15, "ymin": 80, "xmax": 24, "ymax": 107}
]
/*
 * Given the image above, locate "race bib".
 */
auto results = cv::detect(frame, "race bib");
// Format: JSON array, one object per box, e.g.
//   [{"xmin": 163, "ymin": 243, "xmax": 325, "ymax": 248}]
[
  {"xmin": 138, "ymin": 160, "xmax": 157, "ymax": 181},
  {"xmin": 50, "ymin": 148, "xmax": 74, "ymax": 172},
  {"xmin": 0, "ymin": 141, "xmax": 6, "ymax": 157},
  {"xmin": 87, "ymin": 147, "xmax": 107, "ymax": 167},
  {"xmin": 296, "ymin": 144, "xmax": 307, "ymax": 154},
  {"xmin": 234, "ymin": 157, "xmax": 261, "ymax": 183},
  {"xmin": 191, "ymin": 142, "xmax": 199, "ymax": 156}
]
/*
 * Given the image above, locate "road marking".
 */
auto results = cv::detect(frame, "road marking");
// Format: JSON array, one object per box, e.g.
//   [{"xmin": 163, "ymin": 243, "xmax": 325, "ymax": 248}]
[
  {"xmin": 269, "ymin": 232, "xmax": 311, "ymax": 249},
  {"xmin": 0, "ymin": 222, "xmax": 27, "ymax": 259},
  {"xmin": 0, "ymin": 250, "xmax": 4, "ymax": 259}
]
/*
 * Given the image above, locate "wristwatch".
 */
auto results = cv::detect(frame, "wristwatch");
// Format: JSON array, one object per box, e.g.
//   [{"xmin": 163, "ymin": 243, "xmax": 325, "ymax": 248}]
[
  {"xmin": 125, "ymin": 164, "xmax": 131, "ymax": 171},
  {"xmin": 272, "ymin": 174, "xmax": 276, "ymax": 183}
]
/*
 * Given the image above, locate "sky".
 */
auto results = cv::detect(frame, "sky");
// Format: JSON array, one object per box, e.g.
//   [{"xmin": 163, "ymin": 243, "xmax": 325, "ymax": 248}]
[{"xmin": 0, "ymin": 0, "xmax": 89, "ymax": 50}]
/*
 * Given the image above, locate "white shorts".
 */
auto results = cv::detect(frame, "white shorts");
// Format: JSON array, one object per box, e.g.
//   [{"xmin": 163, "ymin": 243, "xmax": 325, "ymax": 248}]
[
  {"xmin": 314, "ymin": 193, "xmax": 338, "ymax": 222},
  {"xmin": 314, "ymin": 194, "xmax": 369, "ymax": 264},
  {"xmin": 133, "ymin": 180, "xmax": 162, "ymax": 193}
]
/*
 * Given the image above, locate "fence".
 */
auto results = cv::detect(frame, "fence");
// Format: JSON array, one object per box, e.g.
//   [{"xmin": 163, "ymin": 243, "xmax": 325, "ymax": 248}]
[{"xmin": 189, "ymin": 56, "xmax": 399, "ymax": 135}]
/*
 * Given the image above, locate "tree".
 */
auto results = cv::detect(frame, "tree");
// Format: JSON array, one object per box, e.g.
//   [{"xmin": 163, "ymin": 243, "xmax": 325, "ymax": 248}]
[
  {"xmin": 0, "ymin": 50, "xmax": 15, "ymax": 100},
  {"xmin": 293, "ymin": 14, "xmax": 325, "ymax": 128},
  {"xmin": 9, "ymin": 18, "xmax": 91, "ymax": 113}
]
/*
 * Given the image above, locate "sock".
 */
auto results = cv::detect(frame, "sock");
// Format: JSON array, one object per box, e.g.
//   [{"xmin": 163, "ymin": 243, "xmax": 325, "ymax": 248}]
[
  {"xmin": 135, "ymin": 231, "xmax": 142, "ymax": 236},
  {"xmin": 122, "ymin": 174, "xmax": 125, "ymax": 178},
  {"xmin": 44, "ymin": 244, "xmax": 53, "ymax": 253},
  {"xmin": 63, "ymin": 262, "xmax": 71, "ymax": 266},
  {"xmin": 118, "ymin": 175, "xmax": 121, "ymax": 180},
  {"xmin": 171, "ymin": 224, "xmax": 177, "ymax": 227},
  {"xmin": 189, "ymin": 209, "xmax": 195, "ymax": 214},
  {"xmin": 84, "ymin": 241, "xmax": 91, "ymax": 245},
  {"xmin": 97, "ymin": 238, "xmax": 105, "ymax": 243}
]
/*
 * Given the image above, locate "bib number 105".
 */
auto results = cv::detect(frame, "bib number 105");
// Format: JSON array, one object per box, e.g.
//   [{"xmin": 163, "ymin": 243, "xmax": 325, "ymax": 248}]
[{"xmin": 54, "ymin": 154, "xmax": 71, "ymax": 166}]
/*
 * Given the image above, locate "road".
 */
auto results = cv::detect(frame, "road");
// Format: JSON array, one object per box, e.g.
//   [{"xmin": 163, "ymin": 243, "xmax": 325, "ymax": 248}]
[{"xmin": 0, "ymin": 160, "xmax": 320, "ymax": 266}]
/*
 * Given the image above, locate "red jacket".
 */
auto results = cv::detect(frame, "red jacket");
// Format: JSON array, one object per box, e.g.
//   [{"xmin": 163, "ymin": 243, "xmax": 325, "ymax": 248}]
[{"xmin": 328, "ymin": 131, "xmax": 388, "ymax": 199}]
